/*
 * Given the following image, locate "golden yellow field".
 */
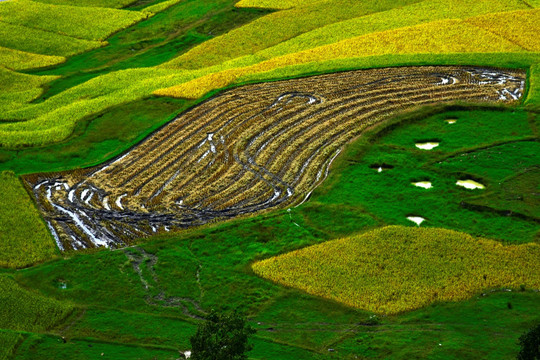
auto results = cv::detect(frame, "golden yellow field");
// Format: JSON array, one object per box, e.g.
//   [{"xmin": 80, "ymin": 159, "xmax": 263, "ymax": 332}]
[
  {"xmin": 466, "ymin": 9, "xmax": 540, "ymax": 51},
  {"xmin": 156, "ymin": 12, "xmax": 536, "ymax": 99},
  {"xmin": 253, "ymin": 226, "xmax": 540, "ymax": 315}
]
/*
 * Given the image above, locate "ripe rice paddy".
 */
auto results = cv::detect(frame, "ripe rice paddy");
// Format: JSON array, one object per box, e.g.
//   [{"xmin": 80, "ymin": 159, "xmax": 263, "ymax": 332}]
[
  {"xmin": 27, "ymin": 66, "xmax": 525, "ymax": 250},
  {"xmin": 252, "ymin": 226, "xmax": 540, "ymax": 315}
]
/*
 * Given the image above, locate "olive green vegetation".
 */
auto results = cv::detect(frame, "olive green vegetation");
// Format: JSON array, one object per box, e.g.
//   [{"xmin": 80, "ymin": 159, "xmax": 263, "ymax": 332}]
[
  {"xmin": 0, "ymin": 97, "xmax": 193, "ymax": 174},
  {"xmin": 0, "ymin": 171, "xmax": 57, "ymax": 268},
  {"xmin": 0, "ymin": 330, "xmax": 22, "ymax": 360},
  {"xmin": 0, "ymin": 275, "xmax": 73, "ymax": 332}
]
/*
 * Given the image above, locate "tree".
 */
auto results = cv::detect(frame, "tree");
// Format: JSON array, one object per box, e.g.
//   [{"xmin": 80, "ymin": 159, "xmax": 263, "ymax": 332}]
[
  {"xmin": 518, "ymin": 323, "xmax": 540, "ymax": 360},
  {"xmin": 189, "ymin": 310, "xmax": 256, "ymax": 360}
]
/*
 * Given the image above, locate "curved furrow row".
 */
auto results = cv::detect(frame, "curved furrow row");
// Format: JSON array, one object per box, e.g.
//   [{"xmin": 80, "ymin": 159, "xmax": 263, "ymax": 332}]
[{"xmin": 26, "ymin": 66, "xmax": 525, "ymax": 250}]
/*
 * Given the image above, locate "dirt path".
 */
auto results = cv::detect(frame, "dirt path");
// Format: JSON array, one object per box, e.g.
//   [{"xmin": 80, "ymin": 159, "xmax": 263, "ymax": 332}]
[{"xmin": 123, "ymin": 247, "xmax": 206, "ymax": 319}]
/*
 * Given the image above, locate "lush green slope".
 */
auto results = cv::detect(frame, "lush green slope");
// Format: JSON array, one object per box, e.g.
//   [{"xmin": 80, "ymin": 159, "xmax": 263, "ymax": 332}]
[
  {"xmin": 312, "ymin": 107, "xmax": 539, "ymax": 243},
  {"xmin": 0, "ymin": 171, "xmax": 57, "ymax": 268}
]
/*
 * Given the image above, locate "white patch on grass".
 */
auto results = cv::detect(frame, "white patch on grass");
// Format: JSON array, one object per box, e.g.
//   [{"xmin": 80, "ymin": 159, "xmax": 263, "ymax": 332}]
[
  {"xmin": 415, "ymin": 142, "xmax": 439, "ymax": 150},
  {"xmin": 412, "ymin": 181, "xmax": 432, "ymax": 189},
  {"xmin": 456, "ymin": 180, "xmax": 485, "ymax": 190},
  {"xmin": 407, "ymin": 216, "xmax": 425, "ymax": 226}
]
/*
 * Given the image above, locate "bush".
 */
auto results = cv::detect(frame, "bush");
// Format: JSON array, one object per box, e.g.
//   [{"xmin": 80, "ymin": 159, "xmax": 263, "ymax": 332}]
[
  {"xmin": 518, "ymin": 323, "xmax": 540, "ymax": 360},
  {"xmin": 190, "ymin": 310, "xmax": 256, "ymax": 360}
]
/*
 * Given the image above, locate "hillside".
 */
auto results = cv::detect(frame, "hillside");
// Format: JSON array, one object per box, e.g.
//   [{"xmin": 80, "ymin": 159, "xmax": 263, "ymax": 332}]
[{"xmin": 0, "ymin": 0, "xmax": 538, "ymax": 358}]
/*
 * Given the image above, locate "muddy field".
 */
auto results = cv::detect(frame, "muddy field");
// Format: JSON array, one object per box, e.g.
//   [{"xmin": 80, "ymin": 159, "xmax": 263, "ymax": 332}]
[{"xmin": 27, "ymin": 66, "xmax": 525, "ymax": 250}]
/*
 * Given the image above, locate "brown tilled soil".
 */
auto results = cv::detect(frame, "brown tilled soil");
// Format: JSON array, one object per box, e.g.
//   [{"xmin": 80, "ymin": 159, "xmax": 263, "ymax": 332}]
[{"xmin": 26, "ymin": 66, "xmax": 525, "ymax": 250}]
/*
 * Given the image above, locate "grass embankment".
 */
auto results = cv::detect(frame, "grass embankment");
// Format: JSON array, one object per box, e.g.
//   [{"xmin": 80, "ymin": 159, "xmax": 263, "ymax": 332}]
[
  {"xmin": 253, "ymin": 226, "xmax": 540, "ymax": 315},
  {"xmin": 0, "ymin": 68, "xmax": 58, "ymax": 113},
  {"xmin": 0, "ymin": 171, "xmax": 57, "ymax": 268},
  {"xmin": 0, "ymin": 0, "xmax": 148, "ymax": 42},
  {"xmin": 0, "ymin": 97, "xmax": 193, "ymax": 174}
]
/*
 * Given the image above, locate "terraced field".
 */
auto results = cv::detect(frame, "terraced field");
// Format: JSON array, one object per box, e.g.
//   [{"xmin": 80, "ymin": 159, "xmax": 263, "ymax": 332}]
[{"xmin": 27, "ymin": 66, "xmax": 525, "ymax": 250}]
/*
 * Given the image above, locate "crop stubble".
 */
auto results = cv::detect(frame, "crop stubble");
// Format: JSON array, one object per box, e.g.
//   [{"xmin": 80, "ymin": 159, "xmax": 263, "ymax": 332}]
[{"xmin": 27, "ymin": 66, "xmax": 525, "ymax": 250}]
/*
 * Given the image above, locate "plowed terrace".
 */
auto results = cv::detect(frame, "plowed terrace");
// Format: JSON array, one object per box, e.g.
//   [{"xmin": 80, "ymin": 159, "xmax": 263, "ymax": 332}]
[{"xmin": 27, "ymin": 66, "xmax": 525, "ymax": 250}]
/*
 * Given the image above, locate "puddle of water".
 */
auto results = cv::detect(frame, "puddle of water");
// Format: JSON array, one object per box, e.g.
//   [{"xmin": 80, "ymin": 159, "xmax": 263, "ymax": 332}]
[
  {"xmin": 412, "ymin": 181, "xmax": 432, "ymax": 189},
  {"xmin": 456, "ymin": 179, "xmax": 485, "ymax": 190},
  {"xmin": 445, "ymin": 119, "xmax": 457, "ymax": 124},
  {"xmin": 415, "ymin": 142, "xmax": 439, "ymax": 150},
  {"xmin": 407, "ymin": 216, "xmax": 425, "ymax": 226}
]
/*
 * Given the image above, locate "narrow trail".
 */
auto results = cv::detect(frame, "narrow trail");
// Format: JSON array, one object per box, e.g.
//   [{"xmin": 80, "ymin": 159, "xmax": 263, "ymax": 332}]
[{"xmin": 123, "ymin": 247, "xmax": 207, "ymax": 320}]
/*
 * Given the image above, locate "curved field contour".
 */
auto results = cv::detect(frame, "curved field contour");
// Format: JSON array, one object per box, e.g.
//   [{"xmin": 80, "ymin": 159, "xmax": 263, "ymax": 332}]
[{"xmin": 28, "ymin": 66, "xmax": 525, "ymax": 250}]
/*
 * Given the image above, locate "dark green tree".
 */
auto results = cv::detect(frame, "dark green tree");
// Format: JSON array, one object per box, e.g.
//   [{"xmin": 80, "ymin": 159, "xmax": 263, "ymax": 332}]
[
  {"xmin": 189, "ymin": 310, "xmax": 256, "ymax": 360},
  {"xmin": 518, "ymin": 323, "xmax": 540, "ymax": 360}
]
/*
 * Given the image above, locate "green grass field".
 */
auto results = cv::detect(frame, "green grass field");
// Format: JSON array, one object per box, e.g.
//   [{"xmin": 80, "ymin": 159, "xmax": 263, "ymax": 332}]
[{"xmin": 0, "ymin": 0, "xmax": 539, "ymax": 358}]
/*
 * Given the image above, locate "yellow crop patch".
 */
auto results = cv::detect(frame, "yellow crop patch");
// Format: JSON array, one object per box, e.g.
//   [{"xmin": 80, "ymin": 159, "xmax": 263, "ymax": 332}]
[
  {"xmin": 235, "ymin": 0, "xmax": 326, "ymax": 9},
  {"xmin": 0, "ymin": 0, "xmax": 147, "ymax": 41},
  {"xmin": 155, "ymin": 19, "xmax": 524, "ymax": 99},
  {"xmin": 164, "ymin": 0, "xmax": 421, "ymax": 70},
  {"xmin": 466, "ymin": 9, "xmax": 540, "ymax": 52},
  {"xmin": 252, "ymin": 226, "xmax": 540, "ymax": 315},
  {"xmin": 0, "ymin": 46, "xmax": 64, "ymax": 71},
  {"xmin": 255, "ymin": 0, "xmax": 529, "ymax": 61},
  {"xmin": 0, "ymin": 172, "xmax": 58, "ymax": 269}
]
